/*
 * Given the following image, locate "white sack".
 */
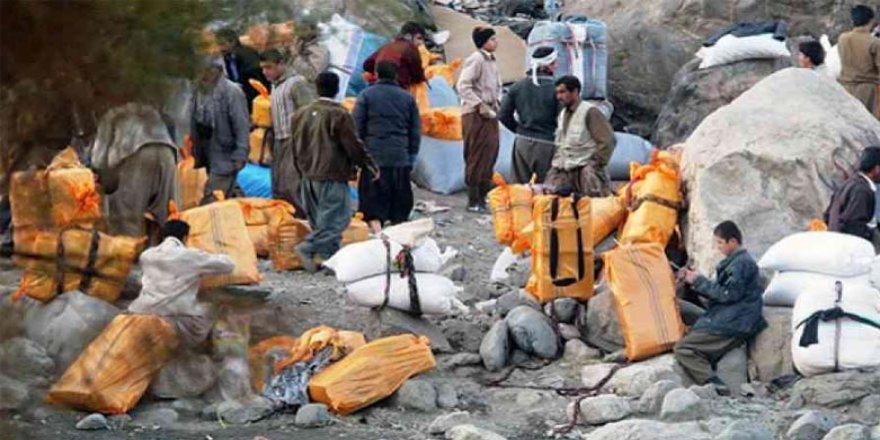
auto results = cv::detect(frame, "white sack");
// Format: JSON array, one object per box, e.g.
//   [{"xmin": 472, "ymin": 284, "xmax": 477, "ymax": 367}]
[
  {"xmin": 791, "ymin": 283, "xmax": 880, "ymax": 377},
  {"xmin": 382, "ymin": 218, "xmax": 435, "ymax": 248},
  {"xmin": 868, "ymin": 256, "xmax": 880, "ymax": 290},
  {"xmin": 758, "ymin": 232, "xmax": 875, "ymax": 277},
  {"xmin": 345, "ymin": 273, "xmax": 468, "ymax": 315},
  {"xmin": 819, "ymin": 35, "xmax": 841, "ymax": 79},
  {"xmin": 324, "ymin": 237, "xmax": 455, "ymax": 283},
  {"xmin": 699, "ymin": 34, "xmax": 790, "ymax": 69},
  {"xmin": 764, "ymin": 271, "xmax": 870, "ymax": 307}
]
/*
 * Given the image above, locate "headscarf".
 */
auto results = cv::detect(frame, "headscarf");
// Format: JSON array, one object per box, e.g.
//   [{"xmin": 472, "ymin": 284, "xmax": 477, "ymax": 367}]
[{"xmin": 531, "ymin": 46, "xmax": 558, "ymax": 86}]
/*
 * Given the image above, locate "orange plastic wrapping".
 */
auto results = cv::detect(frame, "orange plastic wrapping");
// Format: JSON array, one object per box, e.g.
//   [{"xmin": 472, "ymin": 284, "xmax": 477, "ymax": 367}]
[
  {"xmin": 591, "ymin": 196, "xmax": 627, "ymax": 244},
  {"xmin": 342, "ymin": 97, "xmax": 357, "ymax": 113},
  {"xmin": 47, "ymin": 315, "xmax": 179, "ymax": 414},
  {"xmin": 179, "ymin": 200, "xmax": 262, "ymax": 288},
  {"xmin": 488, "ymin": 173, "xmax": 533, "ymax": 250},
  {"xmin": 177, "ymin": 138, "xmax": 208, "ymax": 211},
  {"xmin": 13, "ymin": 229, "xmax": 146, "ymax": 303},
  {"xmin": 604, "ymin": 243, "xmax": 685, "ymax": 361},
  {"xmin": 409, "ymin": 82, "xmax": 431, "ymax": 115},
  {"xmin": 233, "ymin": 198, "xmax": 296, "ymax": 258},
  {"xmin": 308, "ymin": 334, "xmax": 436, "ymax": 415},
  {"xmin": 249, "ymin": 79, "xmax": 272, "ymax": 128},
  {"xmin": 248, "ymin": 127, "xmax": 273, "ymax": 166},
  {"xmin": 808, "ymin": 219, "xmax": 828, "ymax": 232},
  {"xmin": 618, "ymin": 150, "xmax": 681, "ymax": 246},
  {"xmin": 418, "ymin": 44, "xmax": 443, "ymax": 69},
  {"xmin": 341, "ymin": 213, "xmax": 370, "ymax": 247},
  {"xmin": 422, "ymin": 107, "xmax": 463, "ymax": 141},
  {"xmin": 526, "ymin": 195, "xmax": 594, "ymax": 304},
  {"xmin": 269, "ymin": 214, "xmax": 312, "ymax": 271},
  {"xmin": 425, "ymin": 60, "xmax": 463, "ymax": 86}
]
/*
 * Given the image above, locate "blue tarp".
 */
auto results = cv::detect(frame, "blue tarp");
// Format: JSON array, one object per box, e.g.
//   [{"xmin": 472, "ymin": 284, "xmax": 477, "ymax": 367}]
[
  {"xmin": 427, "ymin": 77, "xmax": 459, "ymax": 107},
  {"xmin": 237, "ymin": 163, "xmax": 272, "ymax": 198},
  {"xmin": 347, "ymin": 32, "xmax": 387, "ymax": 97}
]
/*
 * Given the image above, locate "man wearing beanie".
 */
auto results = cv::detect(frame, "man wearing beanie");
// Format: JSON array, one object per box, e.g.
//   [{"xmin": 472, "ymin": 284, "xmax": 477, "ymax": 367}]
[
  {"xmin": 499, "ymin": 46, "xmax": 561, "ymax": 184},
  {"xmin": 457, "ymin": 26, "xmax": 502, "ymax": 212},
  {"xmin": 839, "ymin": 5, "xmax": 880, "ymax": 117}
]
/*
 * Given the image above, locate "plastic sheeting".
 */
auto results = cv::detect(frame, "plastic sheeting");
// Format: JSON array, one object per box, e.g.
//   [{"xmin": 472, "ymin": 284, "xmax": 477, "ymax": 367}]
[
  {"xmin": 527, "ymin": 17, "xmax": 609, "ymax": 99},
  {"xmin": 609, "ymin": 133, "xmax": 653, "ymax": 180},
  {"xmin": 318, "ymin": 14, "xmax": 387, "ymax": 101},
  {"xmin": 237, "ymin": 164, "xmax": 272, "ymax": 199}
]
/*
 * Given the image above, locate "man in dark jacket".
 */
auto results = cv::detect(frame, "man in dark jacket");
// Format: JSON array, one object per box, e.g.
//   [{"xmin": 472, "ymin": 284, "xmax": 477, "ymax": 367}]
[
  {"xmin": 675, "ymin": 221, "xmax": 767, "ymax": 395},
  {"xmin": 217, "ymin": 28, "xmax": 270, "ymax": 113},
  {"xmin": 825, "ymin": 146, "xmax": 880, "ymax": 242},
  {"xmin": 291, "ymin": 72, "xmax": 379, "ymax": 272},
  {"xmin": 499, "ymin": 46, "xmax": 560, "ymax": 183},
  {"xmin": 353, "ymin": 61, "xmax": 421, "ymax": 233},
  {"xmin": 363, "ymin": 22, "xmax": 427, "ymax": 90}
]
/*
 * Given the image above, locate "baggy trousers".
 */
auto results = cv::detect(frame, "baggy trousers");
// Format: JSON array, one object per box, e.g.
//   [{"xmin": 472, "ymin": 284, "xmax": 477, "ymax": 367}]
[
  {"xmin": 299, "ymin": 178, "xmax": 352, "ymax": 260},
  {"xmin": 462, "ymin": 112, "xmax": 500, "ymax": 204},
  {"xmin": 673, "ymin": 329, "xmax": 745, "ymax": 384}
]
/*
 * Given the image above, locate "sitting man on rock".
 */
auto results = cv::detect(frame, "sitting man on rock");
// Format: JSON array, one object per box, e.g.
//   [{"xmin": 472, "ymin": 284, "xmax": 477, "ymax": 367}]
[
  {"xmin": 674, "ymin": 221, "xmax": 767, "ymax": 395},
  {"xmin": 824, "ymin": 146, "xmax": 880, "ymax": 244}
]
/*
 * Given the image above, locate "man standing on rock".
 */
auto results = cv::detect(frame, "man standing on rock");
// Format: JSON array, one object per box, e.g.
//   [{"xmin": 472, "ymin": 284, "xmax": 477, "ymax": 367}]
[
  {"xmin": 675, "ymin": 221, "xmax": 766, "ymax": 395},
  {"xmin": 458, "ymin": 26, "xmax": 502, "ymax": 212},
  {"xmin": 499, "ymin": 46, "xmax": 561, "ymax": 184},
  {"xmin": 839, "ymin": 5, "xmax": 880, "ymax": 117},
  {"xmin": 545, "ymin": 75, "xmax": 616, "ymax": 196},
  {"xmin": 824, "ymin": 146, "xmax": 880, "ymax": 243}
]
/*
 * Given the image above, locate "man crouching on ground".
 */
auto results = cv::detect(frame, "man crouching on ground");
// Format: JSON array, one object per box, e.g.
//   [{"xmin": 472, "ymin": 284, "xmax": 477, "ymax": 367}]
[{"xmin": 674, "ymin": 221, "xmax": 767, "ymax": 395}]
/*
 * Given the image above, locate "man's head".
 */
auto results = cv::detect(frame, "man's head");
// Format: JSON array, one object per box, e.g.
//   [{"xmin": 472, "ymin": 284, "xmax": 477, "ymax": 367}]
[
  {"xmin": 400, "ymin": 22, "xmax": 427, "ymax": 46},
  {"xmin": 260, "ymin": 49, "xmax": 286, "ymax": 82},
  {"xmin": 531, "ymin": 46, "xmax": 558, "ymax": 75},
  {"xmin": 160, "ymin": 220, "xmax": 191, "ymax": 243},
  {"xmin": 473, "ymin": 27, "xmax": 498, "ymax": 52},
  {"xmin": 859, "ymin": 146, "xmax": 880, "ymax": 181},
  {"xmin": 798, "ymin": 40, "xmax": 825, "ymax": 68},
  {"xmin": 316, "ymin": 72, "xmax": 340, "ymax": 99},
  {"xmin": 555, "ymin": 75, "xmax": 581, "ymax": 109},
  {"xmin": 215, "ymin": 28, "xmax": 240, "ymax": 55},
  {"xmin": 376, "ymin": 61, "xmax": 398, "ymax": 82},
  {"xmin": 713, "ymin": 221, "xmax": 743, "ymax": 257},
  {"xmin": 852, "ymin": 5, "xmax": 876, "ymax": 27},
  {"xmin": 199, "ymin": 57, "xmax": 224, "ymax": 88}
]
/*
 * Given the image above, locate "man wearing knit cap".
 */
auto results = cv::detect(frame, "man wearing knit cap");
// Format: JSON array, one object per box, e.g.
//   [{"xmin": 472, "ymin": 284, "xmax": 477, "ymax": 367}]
[
  {"xmin": 499, "ymin": 46, "xmax": 561, "ymax": 184},
  {"xmin": 457, "ymin": 26, "xmax": 502, "ymax": 212}
]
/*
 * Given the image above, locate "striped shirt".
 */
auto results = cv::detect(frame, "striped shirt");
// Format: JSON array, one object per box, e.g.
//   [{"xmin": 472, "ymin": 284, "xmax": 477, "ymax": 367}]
[{"xmin": 270, "ymin": 69, "xmax": 317, "ymax": 140}]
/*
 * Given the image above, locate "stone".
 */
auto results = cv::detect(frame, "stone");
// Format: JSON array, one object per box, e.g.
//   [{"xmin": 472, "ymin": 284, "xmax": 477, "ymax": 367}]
[
  {"xmin": 505, "ymin": 305, "xmax": 560, "ymax": 359},
  {"xmin": 584, "ymin": 285, "xmax": 625, "ymax": 353},
  {"xmin": 859, "ymin": 395, "xmax": 880, "ymax": 425},
  {"xmin": 495, "ymin": 290, "xmax": 540, "ymax": 317},
  {"xmin": 294, "ymin": 403, "xmax": 331, "ymax": 428},
  {"xmin": 637, "ymin": 380, "xmax": 682, "ymax": 414},
  {"xmin": 584, "ymin": 419, "xmax": 714, "ymax": 440},
  {"xmin": 716, "ymin": 344, "xmax": 748, "ymax": 394},
  {"xmin": 689, "ymin": 384, "xmax": 718, "ymax": 400},
  {"xmin": 480, "ymin": 320, "xmax": 510, "ymax": 371},
  {"xmin": 170, "ymin": 399, "xmax": 202, "ymax": 416},
  {"xmin": 544, "ymin": 298, "xmax": 580, "ymax": 324},
  {"xmin": 823, "ymin": 424, "xmax": 870, "ymax": 440},
  {"xmin": 791, "ymin": 370, "xmax": 880, "ymax": 408},
  {"xmin": 443, "ymin": 319, "xmax": 485, "ymax": 353},
  {"xmin": 150, "ymin": 351, "xmax": 216, "ymax": 399},
  {"xmin": 134, "ymin": 408, "xmax": 179, "ymax": 428},
  {"xmin": 871, "ymin": 424, "xmax": 880, "ymax": 440},
  {"xmin": 475, "ymin": 300, "xmax": 497, "ymax": 314},
  {"xmin": 786, "ymin": 411, "xmax": 837, "ymax": 440},
  {"xmin": 683, "ymin": 69, "xmax": 880, "ymax": 275},
  {"xmin": 444, "ymin": 264, "xmax": 467, "ymax": 283},
  {"xmin": 446, "ymin": 424, "xmax": 508, "ymax": 440},
  {"xmin": 0, "ymin": 337, "xmax": 55, "ymax": 386},
  {"xmin": 428, "ymin": 411, "xmax": 472, "ymax": 435},
  {"xmin": 568, "ymin": 394, "xmax": 632, "ymax": 425},
  {"xmin": 217, "ymin": 397, "xmax": 275, "ymax": 425},
  {"xmin": 200, "ymin": 403, "xmax": 219, "ymax": 421},
  {"xmin": 558, "ymin": 323, "xmax": 582, "ymax": 341},
  {"xmin": 441, "ymin": 353, "xmax": 483, "ymax": 370},
  {"xmin": 749, "ymin": 307, "xmax": 794, "ymax": 382},
  {"xmin": 0, "ymin": 373, "xmax": 29, "ymax": 410},
  {"xmin": 437, "ymin": 383, "xmax": 459, "ymax": 409},
  {"xmin": 563, "ymin": 339, "xmax": 601, "ymax": 364},
  {"xmin": 660, "ymin": 388, "xmax": 704, "ymax": 422},
  {"xmin": 604, "ymin": 354, "xmax": 690, "ymax": 397},
  {"xmin": 75, "ymin": 413, "xmax": 109, "ymax": 431},
  {"xmin": 715, "ymin": 420, "xmax": 774, "ymax": 440},
  {"xmin": 370, "ymin": 308, "xmax": 453, "ymax": 353},
  {"xmin": 393, "ymin": 379, "xmax": 438, "ymax": 412},
  {"xmin": 581, "ymin": 363, "xmax": 617, "ymax": 389},
  {"xmin": 107, "ymin": 414, "xmax": 133, "ymax": 430},
  {"xmin": 740, "ymin": 382, "xmax": 770, "ymax": 399},
  {"xmin": 515, "ymin": 390, "xmax": 543, "ymax": 407},
  {"xmin": 25, "ymin": 291, "xmax": 120, "ymax": 373}
]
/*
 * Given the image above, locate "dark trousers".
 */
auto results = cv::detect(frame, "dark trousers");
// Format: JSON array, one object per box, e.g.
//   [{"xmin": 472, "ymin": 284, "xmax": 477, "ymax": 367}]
[
  {"xmin": 674, "ymin": 330, "xmax": 745, "ymax": 384},
  {"xmin": 358, "ymin": 167, "xmax": 413, "ymax": 225},
  {"xmin": 545, "ymin": 163, "xmax": 612, "ymax": 197},
  {"xmin": 299, "ymin": 178, "xmax": 352, "ymax": 260},
  {"xmin": 202, "ymin": 172, "xmax": 241, "ymax": 205},
  {"xmin": 462, "ymin": 112, "xmax": 500, "ymax": 205},
  {"xmin": 512, "ymin": 137, "xmax": 555, "ymax": 184}
]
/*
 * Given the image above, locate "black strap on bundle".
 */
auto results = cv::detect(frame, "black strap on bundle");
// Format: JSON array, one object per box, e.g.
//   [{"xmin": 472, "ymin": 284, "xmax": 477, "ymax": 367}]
[
  {"xmin": 396, "ymin": 246, "xmax": 422, "ymax": 315},
  {"xmin": 54, "ymin": 229, "xmax": 68, "ymax": 296},
  {"xmin": 796, "ymin": 306, "xmax": 880, "ymax": 347},
  {"xmin": 259, "ymin": 127, "xmax": 274, "ymax": 166},
  {"xmin": 380, "ymin": 236, "xmax": 392, "ymax": 309},
  {"xmin": 78, "ymin": 228, "xmax": 101, "ymax": 291},
  {"xmin": 549, "ymin": 195, "xmax": 585, "ymax": 287}
]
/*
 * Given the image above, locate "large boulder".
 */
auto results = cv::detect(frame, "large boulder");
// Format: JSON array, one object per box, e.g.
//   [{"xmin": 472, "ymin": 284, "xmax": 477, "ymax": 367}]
[
  {"xmin": 682, "ymin": 68, "xmax": 880, "ymax": 275},
  {"xmin": 563, "ymin": 0, "xmax": 857, "ymax": 135},
  {"xmin": 584, "ymin": 284, "xmax": 624, "ymax": 353},
  {"xmin": 652, "ymin": 57, "xmax": 789, "ymax": 147},
  {"xmin": 748, "ymin": 307, "xmax": 793, "ymax": 382},
  {"xmin": 790, "ymin": 369, "xmax": 880, "ymax": 408}
]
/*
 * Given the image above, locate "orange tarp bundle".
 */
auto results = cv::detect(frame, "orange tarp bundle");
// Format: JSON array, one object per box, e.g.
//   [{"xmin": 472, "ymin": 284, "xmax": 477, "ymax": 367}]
[
  {"xmin": 47, "ymin": 314, "xmax": 179, "ymax": 414},
  {"xmin": 249, "ymin": 127, "xmax": 273, "ymax": 166},
  {"xmin": 13, "ymin": 229, "xmax": 145, "ymax": 303},
  {"xmin": 421, "ymin": 107, "xmax": 463, "ymax": 141},
  {"xmin": 342, "ymin": 213, "xmax": 370, "ymax": 246},
  {"xmin": 177, "ymin": 199, "xmax": 262, "ymax": 288},
  {"xmin": 808, "ymin": 219, "xmax": 828, "ymax": 232},
  {"xmin": 410, "ymin": 82, "xmax": 431, "ymax": 114},
  {"xmin": 526, "ymin": 195, "xmax": 594, "ymax": 304},
  {"xmin": 269, "ymin": 215, "xmax": 312, "ymax": 271},
  {"xmin": 342, "ymin": 97, "xmax": 357, "ymax": 113},
  {"xmin": 239, "ymin": 21, "xmax": 296, "ymax": 52},
  {"xmin": 488, "ymin": 173, "xmax": 533, "ymax": 250},
  {"xmin": 618, "ymin": 150, "xmax": 682, "ymax": 247},
  {"xmin": 233, "ymin": 198, "xmax": 296, "ymax": 257},
  {"xmin": 249, "ymin": 79, "xmax": 272, "ymax": 128},
  {"xmin": 604, "ymin": 243, "xmax": 685, "ymax": 361},
  {"xmin": 418, "ymin": 44, "xmax": 443, "ymax": 69},
  {"xmin": 308, "ymin": 334, "xmax": 436, "ymax": 415},
  {"xmin": 177, "ymin": 137, "xmax": 207, "ymax": 211},
  {"xmin": 591, "ymin": 196, "xmax": 627, "ymax": 244},
  {"xmin": 425, "ymin": 60, "xmax": 463, "ymax": 87}
]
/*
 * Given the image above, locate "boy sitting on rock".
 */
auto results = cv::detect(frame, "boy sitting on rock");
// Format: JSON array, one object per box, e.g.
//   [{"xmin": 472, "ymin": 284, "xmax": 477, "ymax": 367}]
[{"xmin": 674, "ymin": 221, "xmax": 767, "ymax": 395}]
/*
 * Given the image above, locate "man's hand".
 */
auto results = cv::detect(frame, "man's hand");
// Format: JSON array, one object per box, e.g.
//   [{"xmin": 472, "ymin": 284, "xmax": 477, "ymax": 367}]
[
  {"xmin": 371, "ymin": 168, "xmax": 381, "ymax": 182},
  {"xmin": 233, "ymin": 160, "xmax": 246, "ymax": 171},
  {"xmin": 681, "ymin": 269, "xmax": 698, "ymax": 285}
]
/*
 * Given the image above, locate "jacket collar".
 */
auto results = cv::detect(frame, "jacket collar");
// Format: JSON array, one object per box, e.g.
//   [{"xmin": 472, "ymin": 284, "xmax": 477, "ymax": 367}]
[
  {"xmin": 718, "ymin": 248, "xmax": 748, "ymax": 270},
  {"xmin": 480, "ymin": 49, "xmax": 496, "ymax": 61},
  {"xmin": 377, "ymin": 79, "xmax": 400, "ymax": 87},
  {"xmin": 162, "ymin": 236, "xmax": 186, "ymax": 247},
  {"xmin": 274, "ymin": 68, "xmax": 296, "ymax": 86}
]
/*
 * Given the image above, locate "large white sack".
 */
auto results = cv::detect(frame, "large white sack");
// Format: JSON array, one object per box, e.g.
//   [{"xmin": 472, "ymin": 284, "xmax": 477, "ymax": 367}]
[
  {"xmin": 819, "ymin": 35, "xmax": 841, "ymax": 79},
  {"xmin": 699, "ymin": 34, "xmax": 790, "ymax": 69},
  {"xmin": 764, "ymin": 271, "xmax": 870, "ymax": 307},
  {"xmin": 791, "ymin": 283, "xmax": 880, "ymax": 377},
  {"xmin": 324, "ymin": 237, "xmax": 455, "ymax": 283},
  {"xmin": 758, "ymin": 232, "xmax": 874, "ymax": 277},
  {"xmin": 869, "ymin": 256, "xmax": 880, "ymax": 290},
  {"xmin": 345, "ymin": 273, "xmax": 468, "ymax": 315},
  {"xmin": 382, "ymin": 218, "xmax": 435, "ymax": 248}
]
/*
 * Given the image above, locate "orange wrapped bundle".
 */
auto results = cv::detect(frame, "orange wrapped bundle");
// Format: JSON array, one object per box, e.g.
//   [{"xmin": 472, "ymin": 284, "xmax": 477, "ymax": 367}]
[
  {"xmin": 342, "ymin": 97, "xmax": 358, "ymax": 113},
  {"xmin": 425, "ymin": 60, "xmax": 463, "ymax": 86},
  {"xmin": 618, "ymin": 150, "xmax": 681, "ymax": 246},
  {"xmin": 591, "ymin": 196, "xmax": 627, "ymax": 244},
  {"xmin": 409, "ymin": 82, "xmax": 431, "ymax": 114},
  {"xmin": 604, "ymin": 243, "xmax": 685, "ymax": 361},
  {"xmin": 177, "ymin": 137, "xmax": 207, "ymax": 211},
  {"xmin": 423, "ymin": 107, "xmax": 463, "ymax": 141},
  {"xmin": 526, "ymin": 195, "xmax": 594, "ymax": 304},
  {"xmin": 47, "ymin": 314, "xmax": 179, "ymax": 414},
  {"xmin": 269, "ymin": 214, "xmax": 312, "ymax": 271},
  {"xmin": 487, "ymin": 173, "xmax": 533, "ymax": 250},
  {"xmin": 249, "ymin": 79, "xmax": 272, "ymax": 128},
  {"xmin": 341, "ymin": 213, "xmax": 370, "ymax": 247},
  {"xmin": 309, "ymin": 334, "xmax": 436, "ymax": 415},
  {"xmin": 248, "ymin": 127, "xmax": 273, "ymax": 166},
  {"xmin": 808, "ymin": 219, "xmax": 828, "ymax": 232},
  {"xmin": 418, "ymin": 44, "xmax": 443, "ymax": 69},
  {"xmin": 249, "ymin": 335, "xmax": 298, "ymax": 392},
  {"xmin": 233, "ymin": 198, "xmax": 296, "ymax": 258},
  {"xmin": 13, "ymin": 229, "xmax": 146, "ymax": 303}
]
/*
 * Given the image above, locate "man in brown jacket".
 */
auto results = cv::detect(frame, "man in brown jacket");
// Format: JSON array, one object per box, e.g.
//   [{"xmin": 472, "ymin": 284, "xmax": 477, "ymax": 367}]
[
  {"xmin": 290, "ymin": 72, "xmax": 379, "ymax": 272},
  {"xmin": 457, "ymin": 26, "xmax": 502, "ymax": 212},
  {"xmin": 839, "ymin": 5, "xmax": 880, "ymax": 117}
]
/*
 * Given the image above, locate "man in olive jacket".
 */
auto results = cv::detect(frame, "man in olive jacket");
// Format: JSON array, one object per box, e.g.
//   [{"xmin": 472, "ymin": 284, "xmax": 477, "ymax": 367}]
[{"xmin": 675, "ymin": 221, "xmax": 767, "ymax": 395}]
